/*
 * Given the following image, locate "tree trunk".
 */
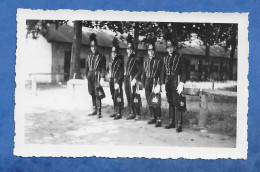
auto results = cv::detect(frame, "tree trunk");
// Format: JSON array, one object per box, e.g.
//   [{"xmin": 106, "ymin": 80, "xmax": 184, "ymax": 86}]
[
  {"xmin": 171, "ymin": 23, "xmax": 178, "ymax": 48},
  {"xmin": 205, "ymin": 44, "xmax": 210, "ymax": 78},
  {"xmin": 229, "ymin": 24, "xmax": 237, "ymax": 80},
  {"xmin": 69, "ymin": 21, "xmax": 82, "ymax": 79},
  {"xmin": 205, "ymin": 23, "xmax": 211, "ymax": 79},
  {"xmin": 229, "ymin": 45, "xmax": 235, "ymax": 80},
  {"xmin": 133, "ymin": 22, "xmax": 139, "ymax": 55}
]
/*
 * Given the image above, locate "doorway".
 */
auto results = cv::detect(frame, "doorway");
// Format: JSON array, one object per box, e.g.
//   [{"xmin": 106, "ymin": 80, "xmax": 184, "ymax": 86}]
[{"xmin": 64, "ymin": 51, "xmax": 71, "ymax": 81}]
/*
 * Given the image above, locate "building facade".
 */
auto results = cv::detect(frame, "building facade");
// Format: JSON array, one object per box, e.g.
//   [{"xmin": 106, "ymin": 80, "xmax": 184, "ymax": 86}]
[{"xmin": 24, "ymin": 25, "xmax": 237, "ymax": 83}]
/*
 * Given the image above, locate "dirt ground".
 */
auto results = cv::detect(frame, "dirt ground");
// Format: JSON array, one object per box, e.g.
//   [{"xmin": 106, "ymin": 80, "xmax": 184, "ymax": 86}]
[{"xmin": 23, "ymin": 84, "xmax": 236, "ymax": 147}]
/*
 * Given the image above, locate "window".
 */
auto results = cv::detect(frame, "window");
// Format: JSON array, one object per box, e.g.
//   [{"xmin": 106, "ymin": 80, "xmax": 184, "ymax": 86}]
[
  {"xmin": 213, "ymin": 65, "xmax": 219, "ymax": 72},
  {"xmin": 189, "ymin": 65, "xmax": 195, "ymax": 71}
]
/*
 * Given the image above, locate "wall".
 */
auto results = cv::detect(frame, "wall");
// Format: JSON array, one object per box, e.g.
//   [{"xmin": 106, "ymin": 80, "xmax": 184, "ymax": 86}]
[
  {"xmin": 51, "ymin": 41, "xmax": 238, "ymax": 82},
  {"xmin": 51, "ymin": 42, "xmax": 71, "ymax": 82},
  {"xmin": 24, "ymin": 35, "xmax": 52, "ymax": 83},
  {"xmin": 51, "ymin": 42, "xmax": 113, "ymax": 82}
]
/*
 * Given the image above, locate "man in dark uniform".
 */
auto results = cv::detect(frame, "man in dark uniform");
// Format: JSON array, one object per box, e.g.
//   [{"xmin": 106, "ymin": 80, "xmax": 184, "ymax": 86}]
[
  {"xmin": 142, "ymin": 39, "xmax": 163, "ymax": 127},
  {"xmin": 161, "ymin": 32, "xmax": 187, "ymax": 132},
  {"xmin": 109, "ymin": 37, "xmax": 124, "ymax": 120},
  {"xmin": 124, "ymin": 34, "xmax": 142, "ymax": 120},
  {"xmin": 86, "ymin": 33, "xmax": 106, "ymax": 118}
]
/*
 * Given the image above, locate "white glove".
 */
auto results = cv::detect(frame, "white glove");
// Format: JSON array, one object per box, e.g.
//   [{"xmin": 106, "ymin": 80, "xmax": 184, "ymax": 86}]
[
  {"xmin": 131, "ymin": 78, "xmax": 137, "ymax": 87},
  {"xmin": 100, "ymin": 78, "xmax": 105, "ymax": 86},
  {"xmin": 154, "ymin": 85, "xmax": 161, "ymax": 93},
  {"xmin": 161, "ymin": 84, "xmax": 166, "ymax": 92},
  {"xmin": 176, "ymin": 82, "xmax": 184, "ymax": 94},
  {"xmin": 114, "ymin": 83, "xmax": 119, "ymax": 90},
  {"xmin": 107, "ymin": 73, "xmax": 111, "ymax": 80}
]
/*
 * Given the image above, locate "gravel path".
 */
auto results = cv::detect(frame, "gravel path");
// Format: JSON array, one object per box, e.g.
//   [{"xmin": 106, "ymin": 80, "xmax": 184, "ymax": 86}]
[{"xmin": 23, "ymin": 84, "xmax": 236, "ymax": 147}]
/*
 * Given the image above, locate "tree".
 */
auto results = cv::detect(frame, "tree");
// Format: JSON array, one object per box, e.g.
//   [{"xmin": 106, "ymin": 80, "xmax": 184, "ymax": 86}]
[
  {"xmin": 69, "ymin": 21, "xmax": 82, "ymax": 79},
  {"xmin": 192, "ymin": 23, "xmax": 215, "ymax": 69},
  {"xmin": 228, "ymin": 24, "xmax": 238, "ymax": 80},
  {"xmin": 192, "ymin": 23, "xmax": 235, "ymax": 80},
  {"xmin": 217, "ymin": 24, "xmax": 238, "ymax": 80},
  {"xmin": 26, "ymin": 20, "xmax": 196, "ymax": 81},
  {"xmin": 89, "ymin": 21, "xmax": 193, "ymax": 54},
  {"xmin": 26, "ymin": 20, "xmax": 68, "ymax": 39}
]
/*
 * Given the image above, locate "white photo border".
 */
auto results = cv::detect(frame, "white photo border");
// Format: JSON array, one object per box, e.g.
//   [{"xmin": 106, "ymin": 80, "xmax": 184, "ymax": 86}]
[{"xmin": 14, "ymin": 9, "xmax": 249, "ymax": 159}]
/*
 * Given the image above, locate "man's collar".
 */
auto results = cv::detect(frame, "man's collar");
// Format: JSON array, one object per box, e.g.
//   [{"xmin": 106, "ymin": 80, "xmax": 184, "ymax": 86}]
[
  {"xmin": 113, "ymin": 55, "xmax": 120, "ymax": 61},
  {"xmin": 149, "ymin": 55, "xmax": 155, "ymax": 60},
  {"xmin": 129, "ymin": 53, "xmax": 135, "ymax": 58},
  {"xmin": 168, "ymin": 52, "xmax": 178, "ymax": 58},
  {"xmin": 92, "ymin": 51, "xmax": 99, "ymax": 56}
]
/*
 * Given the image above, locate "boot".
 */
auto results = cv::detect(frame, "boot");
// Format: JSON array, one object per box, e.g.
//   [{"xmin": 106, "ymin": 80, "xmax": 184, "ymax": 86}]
[
  {"xmin": 126, "ymin": 106, "xmax": 135, "ymax": 120},
  {"xmin": 114, "ymin": 113, "xmax": 122, "ymax": 120},
  {"xmin": 88, "ymin": 107, "xmax": 97, "ymax": 116},
  {"xmin": 155, "ymin": 118, "xmax": 162, "ymax": 127},
  {"xmin": 134, "ymin": 115, "xmax": 141, "ymax": 121},
  {"xmin": 147, "ymin": 118, "xmax": 156, "ymax": 124},
  {"xmin": 97, "ymin": 108, "xmax": 102, "ymax": 119},
  {"xmin": 114, "ymin": 108, "xmax": 122, "ymax": 120},
  {"xmin": 134, "ymin": 107, "xmax": 141, "ymax": 121},
  {"xmin": 110, "ymin": 113, "xmax": 116, "ymax": 118},
  {"xmin": 96, "ymin": 99, "xmax": 102, "ymax": 118},
  {"xmin": 176, "ymin": 121, "xmax": 182, "ymax": 133},
  {"xmin": 176, "ymin": 111, "xmax": 183, "ymax": 132},
  {"xmin": 147, "ymin": 107, "xmax": 156, "ymax": 124},
  {"xmin": 89, "ymin": 96, "xmax": 97, "ymax": 116},
  {"xmin": 110, "ymin": 105, "xmax": 117, "ymax": 117},
  {"xmin": 165, "ymin": 106, "xmax": 175, "ymax": 129},
  {"xmin": 126, "ymin": 115, "xmax": 136, "ymax": 120}
]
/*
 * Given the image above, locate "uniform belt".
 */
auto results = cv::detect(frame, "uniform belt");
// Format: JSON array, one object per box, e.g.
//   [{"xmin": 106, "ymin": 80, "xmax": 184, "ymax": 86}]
[
  {"xmin": 146, "ymin": 75, "xmax": 154, "ymax": 78},
  {"xmin": 124, "ymin": 72, "xmax": 134, "ymax": 76},
  {"xmin": 166, "ymin": 71, "xmax": 176, "ymax": 75}
]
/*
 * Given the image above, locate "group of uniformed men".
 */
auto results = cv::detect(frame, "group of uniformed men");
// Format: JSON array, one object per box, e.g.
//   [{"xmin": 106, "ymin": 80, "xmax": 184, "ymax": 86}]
[{"xmin": 85, "ymin": 32, "xmax": 187, "ymax": 132}]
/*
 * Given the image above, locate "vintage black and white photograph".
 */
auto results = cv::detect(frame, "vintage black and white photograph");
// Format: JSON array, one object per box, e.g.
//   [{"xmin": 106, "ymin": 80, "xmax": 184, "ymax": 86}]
[{"xmin": 14, "ymin": 10, "xmax": 248, "ymax": 159}]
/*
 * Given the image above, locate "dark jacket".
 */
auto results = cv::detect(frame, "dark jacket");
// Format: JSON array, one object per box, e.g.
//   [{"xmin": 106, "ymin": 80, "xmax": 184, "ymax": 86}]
[
  {"xmin": 161, "ymin": 53, "xmax": 187, "ymax": 84},
  {"xmin": 86, "ymin": 52, "xmax": 106, "ymax": 79},
  {"xmin": 142, "ymin": 56, "xmax": 163, "ymax": 86},
  {"xmin": 124, "ymin": 54, "xmax": 142, "ymax": 80},
  {"xmin": 110, "ymin": 55, "xmax": 124, "ymax": 84}
]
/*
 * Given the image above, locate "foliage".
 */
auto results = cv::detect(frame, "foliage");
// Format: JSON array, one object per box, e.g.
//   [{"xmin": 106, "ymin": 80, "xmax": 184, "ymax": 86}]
[
  {"xmin": 191, "ymin": 23, "xmax": 238, "ymax": 51},
  {"xmin": 26, "ymin": 20, "xmax": 68, "ymax": 39}
]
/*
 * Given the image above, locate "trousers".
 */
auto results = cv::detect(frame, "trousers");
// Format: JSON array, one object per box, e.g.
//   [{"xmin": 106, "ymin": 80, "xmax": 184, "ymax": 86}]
[
  {"xmin": 124, "ymin": 75, "xmax": 140, "ymax": 116},
  {"xmin": 145, "ymin": 78, "xmax": 161, "ymax": 118},
  {"xmin": 87, "ymin": 71, "xmax": 101, "ymax": 113},
  {"xmin": 109, "ymin": 79, "xmax": 123, "ymax": 113},
  {"xmin": 165, "ymin": 75, "xmax": 181, "ymax": 123}
]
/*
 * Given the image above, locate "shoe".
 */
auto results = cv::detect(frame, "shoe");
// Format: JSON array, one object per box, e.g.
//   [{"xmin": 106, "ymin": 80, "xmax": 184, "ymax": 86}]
[
  {"xmin": 176, "ymin": 123, "xmax": 182, "ymax": 133},
  {"xmin": 147, "ymin": 118, "xmax": 156, "ymax": 124},
  {"xmin": 97, "ymin": 113, "xmax": 102, "ymax": 119},
  {"xmin": 165, "ymin": 123, "xmax": 175, "ymax": 129},
  {"xmin": 134, "ymin": 116, "xmax": 141, "ymax": 121},
  {"xmin": 155, "ymin": 120, "xmax": 162, "ymax": 127},
  {"xmin": 110, "ymin": 113, "xmax": 116, "ymax": 118},
  {"xmin": 126, "ymin": 115, "xmax": 136, "ymax": 120},
  {"xmin": 88, "ymin": 110, "xmax": 97, "ymax": 116},
  {"xmin": 114, "ymin": 114, "xmax": 122, "ymax": 120}
]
